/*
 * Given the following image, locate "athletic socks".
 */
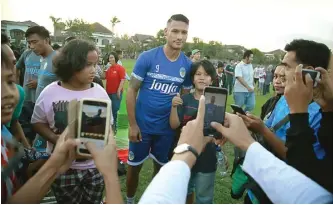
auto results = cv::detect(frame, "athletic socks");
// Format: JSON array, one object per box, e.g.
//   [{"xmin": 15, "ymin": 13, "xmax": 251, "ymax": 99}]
[{"xmin": 126, "ymin": 196, "xmax": 135, "ymax": 204}]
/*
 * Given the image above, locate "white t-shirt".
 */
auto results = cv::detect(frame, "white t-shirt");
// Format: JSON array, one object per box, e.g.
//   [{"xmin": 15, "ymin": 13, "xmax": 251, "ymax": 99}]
[
  {"xmin": 234, "ymin": 61, "xmax": 254, "ymax": 92},
  {"xmin": 259, "ymin": 69, "xmax": 266, "ymax": 83},
  {"xmin": 254, "ymin": 67, "xmax": 260, "ymax": 78},
  {"xmin": 31, "ymin": 81, "xmax": 112, "ymax": 169}
]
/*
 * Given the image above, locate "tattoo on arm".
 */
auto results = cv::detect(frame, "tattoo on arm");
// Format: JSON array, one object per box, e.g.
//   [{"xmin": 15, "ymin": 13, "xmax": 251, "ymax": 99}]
[{"xmin": 129, "ymin": 76, "xmax": 142, "ymax": 91}]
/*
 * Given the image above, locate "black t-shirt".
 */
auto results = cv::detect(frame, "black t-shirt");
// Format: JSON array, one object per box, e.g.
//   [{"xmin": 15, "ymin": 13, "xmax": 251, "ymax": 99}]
[{"xmin": 177, "ymin": 93, "xmax": 217, "ymax": 173}]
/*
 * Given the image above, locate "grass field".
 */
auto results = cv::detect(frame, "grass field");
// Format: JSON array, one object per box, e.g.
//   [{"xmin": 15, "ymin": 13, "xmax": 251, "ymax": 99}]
[{"xmin": 114, "ymin": 59, "xmax": 273, "ymax": 203}]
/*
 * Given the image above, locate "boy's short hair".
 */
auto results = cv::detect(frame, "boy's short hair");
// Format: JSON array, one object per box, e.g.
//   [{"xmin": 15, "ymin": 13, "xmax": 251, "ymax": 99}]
[
  {"xmin": 190, "ymin": 60, "xmax": 217, "ymax": 86},
  {"xmin": 217, "ymin": 61, "xmax": 225, "ymax": 68},
  {"xmin": 53, "ymin": 39, "xmax": 97, "ymax": 82}
]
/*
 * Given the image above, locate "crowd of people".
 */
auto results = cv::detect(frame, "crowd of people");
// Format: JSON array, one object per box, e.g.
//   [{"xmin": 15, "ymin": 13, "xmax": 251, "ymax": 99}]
[{"xmin": 1, "ymin": 13, "xmax": 333, "ymax": 204}]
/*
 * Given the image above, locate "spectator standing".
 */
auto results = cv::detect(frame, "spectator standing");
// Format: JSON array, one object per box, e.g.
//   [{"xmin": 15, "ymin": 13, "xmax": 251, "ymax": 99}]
[
  {"xmin": 233, "ymin": 50, "xmax": 255, "ymax": 112},
  {"xmin": 263, "ymin": 65, "xmax": 274, "ymax": 95},
  {"xmin": 104, "ymin": 52, "xmax": 126, "ymax": 133}
]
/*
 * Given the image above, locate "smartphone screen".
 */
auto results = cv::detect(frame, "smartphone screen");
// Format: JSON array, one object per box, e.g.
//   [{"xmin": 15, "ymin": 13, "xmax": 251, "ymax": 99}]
[
  {"xmin": 78, "ymin": 100, "xmax": 108, "ymax": 155},
  {"xmin": 204, "ymin": 87, "xmax": 228, "ymax": 138}
]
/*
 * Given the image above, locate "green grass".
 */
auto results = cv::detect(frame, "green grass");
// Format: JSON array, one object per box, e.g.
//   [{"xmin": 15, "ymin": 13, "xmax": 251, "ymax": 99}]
[{"xmin": 114, "ymin": 59, "xmax": 273, "ymax": 203}]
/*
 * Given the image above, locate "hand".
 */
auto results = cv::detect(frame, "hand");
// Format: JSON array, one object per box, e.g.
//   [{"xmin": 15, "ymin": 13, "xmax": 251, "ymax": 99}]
[
  {"xmin": 86, "ymin": 128, "xmax": 118, "ymax": 176},
  {"xmin": 211, "ymin": 113, "xmax": 255, "ymax": 151},
  {"xmin": 128, "ymin": 124, "xmax": 141, "ymax": 142},
  {"xmin": 285, "ymin": 64, "xmax": 313, "ymax": 114},
  {"xmin": 172, "ymin": 93, "xmax": 183, "ymax": 107},
  {"xmin": 48, "ymin": 127, "xmax": 80, "ymax": 174},
  {"xmin": 117, "ymin": 91, "xmax": 121, "ymax": 100},
  {"xmin": 313, "ymin": 67, "xmax": 333, "ymax": 111},
  {"xmin": 238, "ymin": 113, "xmax": 266, "ymax": 134},
  {"xmin": 178, "ymin": 95, "xmax": 214, "ymax": 155},
  {"xmin": 26, "ymin": 80, "xmax": 37, "ymax": 89},
  {"xmin": 247, "ymin": 87, "xmax": 254, "ymax": 92}
]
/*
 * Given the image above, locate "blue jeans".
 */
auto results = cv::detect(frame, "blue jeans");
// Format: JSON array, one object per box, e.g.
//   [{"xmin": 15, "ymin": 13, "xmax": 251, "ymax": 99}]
[
  {"xmin": 187, "ymin": 172, "xmax": 216, "ymax": 204},
  {"xmin": 109, "ymin": 93, "xmax": 122, "ymax": 132},
  {"xmin": 233, "ymin": 92, "xmax": 255, "ymax": 112}
]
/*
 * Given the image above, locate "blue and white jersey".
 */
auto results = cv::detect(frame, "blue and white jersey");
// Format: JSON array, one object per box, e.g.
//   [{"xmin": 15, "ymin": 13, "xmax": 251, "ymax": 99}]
[
  {"xmin": 132, "ymin": 46, "xmax": 192, "ymax": 135},
  {"xmin": 265, "ymin": 96, "xmax": 325, "ymax": 159}
]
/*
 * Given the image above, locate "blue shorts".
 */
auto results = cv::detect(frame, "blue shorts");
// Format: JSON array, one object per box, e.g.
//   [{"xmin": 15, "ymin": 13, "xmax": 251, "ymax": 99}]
[{"xmin": 128, "ymin": 133, "xmax": 174, "ymax": 166}]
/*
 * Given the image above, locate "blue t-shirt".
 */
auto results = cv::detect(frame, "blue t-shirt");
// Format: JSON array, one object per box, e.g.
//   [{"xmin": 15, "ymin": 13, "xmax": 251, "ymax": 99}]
[
  {"xmin": 132, "ymin": 46, "xmax": 192, "ymax": 135},
  {"xmin": 265, "ymin": 96, "xmax": 325, "ymax": 159},
  {"xmin": 16, "ymin": 49, "xmax": 41, "ymax": 103},
  {"xmin": 36, "ymin": 51, "xmax": 58, "ymax": 100}
]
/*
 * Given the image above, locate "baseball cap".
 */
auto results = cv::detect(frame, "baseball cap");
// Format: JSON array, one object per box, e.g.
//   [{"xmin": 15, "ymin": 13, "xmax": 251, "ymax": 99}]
[{"xmin": 192, "ymin": 49, "xmax": 200, "ymax": 55}]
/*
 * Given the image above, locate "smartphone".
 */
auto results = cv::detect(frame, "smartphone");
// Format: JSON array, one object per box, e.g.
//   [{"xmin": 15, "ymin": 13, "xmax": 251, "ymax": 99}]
[
  {"xmin": 203, "ymin": 87, "xmax": 228, "ymax": 138},
  {"xmin": 77, "ymin": 98, "xmax": 111, "ymax": 156},
  {"xmin": 302, "ymin": 69, "xmax": 320, "ymax": 87},
  {"xmin": 230, "ymin": 104, "xmax": 246, "ymax": 115}
]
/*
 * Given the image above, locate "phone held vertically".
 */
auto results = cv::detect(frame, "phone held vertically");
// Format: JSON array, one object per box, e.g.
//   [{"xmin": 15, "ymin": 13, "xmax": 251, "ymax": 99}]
[
  {"xmin": 302, "ymin": 69, "xmax": 320, "ymax": 87},
  {"xmin": 77, "ymin": 98, "xmax": 111, "ymax": 157},
  {"xmin": 203, "ymin": 87, "xmax": 228, "ymax": 138}
]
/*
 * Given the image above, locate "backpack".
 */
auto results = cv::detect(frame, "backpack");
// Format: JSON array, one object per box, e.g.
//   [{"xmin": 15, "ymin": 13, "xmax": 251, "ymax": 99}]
[{"xmin": 230, "ymin": 115, "xmax": 290, "ymax": 203}]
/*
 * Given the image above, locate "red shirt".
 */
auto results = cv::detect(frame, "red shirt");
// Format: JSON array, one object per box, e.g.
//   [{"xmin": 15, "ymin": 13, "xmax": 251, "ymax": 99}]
[{"xmin": 105, "ymin": 64, "xmax": 126, "ymax": 94}]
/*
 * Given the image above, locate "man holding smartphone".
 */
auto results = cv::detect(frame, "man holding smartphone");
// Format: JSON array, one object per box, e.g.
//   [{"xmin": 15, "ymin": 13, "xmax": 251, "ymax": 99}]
[
  {"xmin": 233, "ymin": 50, "xmax": 255, "ymax": 112},
  {"xmin": 125, "ymin": 14, "xmax": 192, "ymax": 204}
]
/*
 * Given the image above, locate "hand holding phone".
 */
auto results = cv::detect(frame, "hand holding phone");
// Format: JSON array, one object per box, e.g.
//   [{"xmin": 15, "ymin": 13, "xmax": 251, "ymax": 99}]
[
  {"xmin": 203, "ymin": 87, "xmax": 228, "ymax": 138},
  {"xmin": 230, "ymin": 104, "xmax": 246, "ymax": 115},
  {"xmin": 77, "ymin": 98, "xmax": 111, "ymax": 157},
  {"xmin": 302, "ymin": 69, "xmax": 320, "ymax": 87}
]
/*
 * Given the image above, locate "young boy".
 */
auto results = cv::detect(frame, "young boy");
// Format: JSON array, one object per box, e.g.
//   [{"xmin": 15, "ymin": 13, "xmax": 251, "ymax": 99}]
[{"xmin": 169, "ymin": 59, "xmax": 218, "ymax": 204}]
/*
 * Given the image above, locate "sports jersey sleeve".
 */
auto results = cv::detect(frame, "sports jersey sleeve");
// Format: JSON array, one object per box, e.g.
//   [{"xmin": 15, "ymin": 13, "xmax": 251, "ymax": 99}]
[
  {"xmin": 235, "ymin": 64, "xmax": 242, "ymax": 78},
  {"xmin": 132, "ymin": 53, "xmax": 149, "ymax": 81},
  {"xmin": 182, "ymin": 72, "xmax": 192, "ymax": 89}
]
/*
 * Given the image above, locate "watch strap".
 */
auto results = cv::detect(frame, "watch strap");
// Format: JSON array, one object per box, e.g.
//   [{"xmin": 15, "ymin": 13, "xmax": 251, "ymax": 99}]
[{"xmin": 187, "ymin": 145, "xmax": 199, "ymax": 159}]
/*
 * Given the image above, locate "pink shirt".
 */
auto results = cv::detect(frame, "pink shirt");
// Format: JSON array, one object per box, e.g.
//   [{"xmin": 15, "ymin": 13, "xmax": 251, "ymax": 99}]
[{"xmin": 31, "ymin": 81, "xmax": 112, "ymax": 169}]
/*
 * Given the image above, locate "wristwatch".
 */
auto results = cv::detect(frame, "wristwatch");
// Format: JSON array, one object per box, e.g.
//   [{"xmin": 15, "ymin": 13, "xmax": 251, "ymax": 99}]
[{"xmin": 173, "ymin": 143, "xmax": 199, "ymax": 159}]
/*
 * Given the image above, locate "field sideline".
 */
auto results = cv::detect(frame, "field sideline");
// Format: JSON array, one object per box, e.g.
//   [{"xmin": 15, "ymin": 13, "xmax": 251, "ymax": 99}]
[{"xmin": 111, "ymin": 59, "xmax": 273, "ymax": 203}]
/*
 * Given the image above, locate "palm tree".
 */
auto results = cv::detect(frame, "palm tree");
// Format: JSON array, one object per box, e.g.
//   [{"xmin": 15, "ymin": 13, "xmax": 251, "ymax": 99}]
[
  {"xmin": 49, "ymin": 16, "xmax": 65, "ymax": 41},
  {"xmin": 110, "ymin": 16, "xmax": 121, "ymax": 33}
]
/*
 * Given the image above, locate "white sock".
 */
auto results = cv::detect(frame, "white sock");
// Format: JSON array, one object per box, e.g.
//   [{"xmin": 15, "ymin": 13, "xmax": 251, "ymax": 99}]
[{"xmin": 126, "ymin": 196, "xmax": 135, "ymax": 204}]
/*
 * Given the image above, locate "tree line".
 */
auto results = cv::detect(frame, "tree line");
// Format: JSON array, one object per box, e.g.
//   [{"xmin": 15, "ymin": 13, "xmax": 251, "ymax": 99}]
[{"xmin": 49, "ymin": 16, "xmax": 282, "ymax": 65}]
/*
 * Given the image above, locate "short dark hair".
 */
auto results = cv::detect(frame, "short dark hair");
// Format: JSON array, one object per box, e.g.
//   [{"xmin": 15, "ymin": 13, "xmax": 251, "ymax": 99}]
[
  {"xmin": 64, "ymin": 36, "xmax": 76, "ymax": 45},
  {"xmin": 52, "ymin": 43, "xmax": 61, "ymax": 50},
  {"xmin": 25, "ymin": 26, "xmax": 50, "ymax": 39},
  {"xmin": 53, "ymin": 39, "xmax": 97, "ymax": 82},
  {"xmin": 243, "ymin": 50, "xmax": 253, "ymax": 59},
  {"xmin": 1, "ymin": 32, "xmax": 10, "ymax": 45},
  {"xmin": 116, "ymin": 50, "xmax": 122, "ymax": 55},
  {"xmin": 190, "ymin": 60, "xmax": 216, "ymax": 86},
  {"xmin": 217, "ymin": 61, "xmax": 225, "ymax": 68},
  {"xmin": 109, "ymin": 52, "xmax": 119, "ymax": 64},
  {"xmin": 186, "ymin": 51, "xmax": 192, "ymax": 58},
  {"xmin": 167, "ymin": 14, "xmax": 189, "ymax": 25},
  {"xmin": 284, "ymin": 39, "xmax": 331, "ymax": 69}
]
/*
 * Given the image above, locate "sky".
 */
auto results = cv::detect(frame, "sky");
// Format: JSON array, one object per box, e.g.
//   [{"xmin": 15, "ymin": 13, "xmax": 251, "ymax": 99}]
[{"xmin": 1, "ymin": 0, "xmax": 333, "ymax": 52}]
